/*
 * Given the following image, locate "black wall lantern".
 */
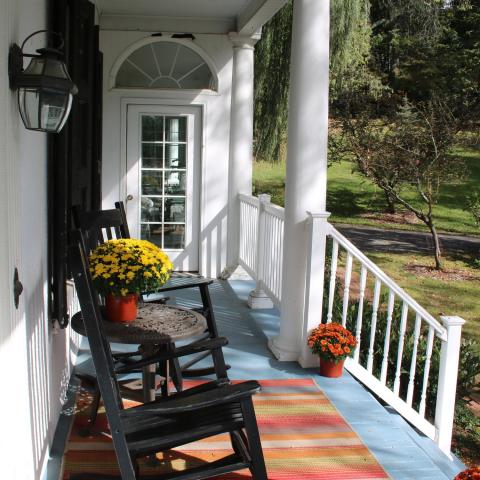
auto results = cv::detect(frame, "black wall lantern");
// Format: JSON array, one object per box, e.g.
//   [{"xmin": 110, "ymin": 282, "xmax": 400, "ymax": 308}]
[{"xmin": 8, "ymin": 30, "xmax": 77, "ymax": 133}]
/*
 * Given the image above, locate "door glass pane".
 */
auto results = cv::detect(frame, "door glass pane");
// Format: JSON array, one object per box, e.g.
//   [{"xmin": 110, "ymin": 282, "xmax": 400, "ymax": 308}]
[
  {"xmin": 141, "ymin": 197, "xmax": 162, "ymax": 222},
  {"xmin": 140, "ymin": 113, "xmax": 187, "ymax": 251},
  {"xmin": 141, "ymin": 224, "xmax": 162, "ymax": 248},
  {"xmin": 142, "ymin": 171, "xmax": 163, "ymax": 195},
  {"xmin": 164, "ymin": 224, "xmax": 185, "ymax": 249},
  {"xmin": 165, "ymin": 116, "xmax": 186, "ymax": 142},
  {"xmin": 164, "ymin": 198, "xmax": 185, "ymax": 222},
  {"xmin": 142, "ymin": 144, "xmax": 164, "ymax": 168},
  {"xmin": 165, "ymin": 171, "xmax": 186, "ymax": 195},
  {"xmin": 165, "ymin": 144, "xmax": 186, "ymax": 169},
  {"xmin": 142, "ymin": 115, "xmax": 163, "ymax": 141}
]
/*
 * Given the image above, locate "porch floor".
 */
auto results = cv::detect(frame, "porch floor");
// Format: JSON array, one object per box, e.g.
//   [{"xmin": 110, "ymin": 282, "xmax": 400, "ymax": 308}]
[{"xmin": 48, "ymin": 273, "xmax": 464, "ymax": 480}]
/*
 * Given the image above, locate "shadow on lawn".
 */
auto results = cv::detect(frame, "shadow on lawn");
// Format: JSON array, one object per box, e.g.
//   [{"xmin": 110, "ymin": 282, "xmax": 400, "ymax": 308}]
[{"xmin": 327, "ymin": 187, "xmax": 389, "ymax": 217}]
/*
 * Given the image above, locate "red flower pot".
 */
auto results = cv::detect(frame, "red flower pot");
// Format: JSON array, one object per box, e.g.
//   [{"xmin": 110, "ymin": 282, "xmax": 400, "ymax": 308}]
[
  {"xmin": 105, "ymin": 293, "xmax": 138, "ymax": 323},
  {"xmin": 319, "ymin": 358, "xmax": 345, "ymax": 378}
]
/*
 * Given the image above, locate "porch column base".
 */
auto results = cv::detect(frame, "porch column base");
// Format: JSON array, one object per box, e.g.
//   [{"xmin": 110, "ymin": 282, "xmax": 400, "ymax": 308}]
[
  {"xmin": 268, "ymin": 335, "xmax": 299, "ymax": 361},
  {"xmin": 247, "ymin": 289, "xmax": 274, "ymax": 309},
  {"xmin": 298, "ymin": 351, "xmax": 319, "ymax": 368},
  {"xmin": 219, "ymin": 263, "xmax": 238, "ymax": 280}
]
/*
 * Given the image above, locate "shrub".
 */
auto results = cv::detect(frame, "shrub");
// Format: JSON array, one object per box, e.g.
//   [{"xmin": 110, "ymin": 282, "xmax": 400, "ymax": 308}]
[{"xmin": 322, "ymin": 266, "xmax": 480, "ymax": 420}]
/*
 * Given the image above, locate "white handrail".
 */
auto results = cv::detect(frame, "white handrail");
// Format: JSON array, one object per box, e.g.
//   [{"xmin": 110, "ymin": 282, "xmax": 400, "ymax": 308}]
[
  {"xmin": 264, "ymin": 202, "xmax": 285, "ymax": 219},
  {"xmin": 328, "ymin": 224, "xmax": 447, "ymax": 339},
  {"xmin": 239, "ymin": 193, "xmax": 259, "ymax": 207}
]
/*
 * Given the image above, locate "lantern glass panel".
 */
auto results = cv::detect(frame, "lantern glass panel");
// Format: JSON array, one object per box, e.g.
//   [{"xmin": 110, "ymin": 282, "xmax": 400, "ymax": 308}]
[
  {"xmin": 43, "ymin": 58, "xmax": 70, "ymax": 78},
  {"xmin": 23, "ymin": 57, "xmax": 46, "ymax": 75},
  {"xmin": 18, "ymin": 88, "xmax": 40, "ymax": 129},
  {"xmin": 39, "ymin": 90, "xmax": 69, "ymax": 131},
  {"xmin": 18, "ymin": 88, "xmax": 72, "ymax": 132}
]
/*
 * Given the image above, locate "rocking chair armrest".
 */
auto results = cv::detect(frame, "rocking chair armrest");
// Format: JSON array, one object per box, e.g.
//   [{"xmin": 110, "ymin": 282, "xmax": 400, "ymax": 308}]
[
  {"xmin": 143, "ymin": 276, "xmax": 213, "ymax": 296},
  {"xmin": 114, "ymin": 337, "xmax": 228, "ymax": 373},
  {"xmin": 140, "ymin": 297, "xmax": 169, "ymax": 305},
  {"xmin": 123, "ymin": 380, "xmax": 261, "ymax": 416}
]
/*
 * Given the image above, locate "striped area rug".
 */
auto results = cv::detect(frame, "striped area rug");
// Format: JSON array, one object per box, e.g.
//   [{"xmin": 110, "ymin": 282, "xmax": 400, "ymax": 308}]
[{"xmin": 63, "ymin": 379, "xmax": 390, "ymax": 479}]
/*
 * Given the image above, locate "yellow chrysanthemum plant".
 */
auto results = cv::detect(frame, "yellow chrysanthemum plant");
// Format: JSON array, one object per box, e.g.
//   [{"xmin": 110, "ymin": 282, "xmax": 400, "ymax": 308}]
[{"xmin": 88, "ymin": 239, "xmax": 174, "ymax": 297}]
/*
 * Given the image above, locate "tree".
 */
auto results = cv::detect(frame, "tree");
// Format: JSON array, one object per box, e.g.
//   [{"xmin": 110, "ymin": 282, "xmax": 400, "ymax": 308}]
[
  {"xmin": 253, "ymin": 0, "xmax": 371, "ymax": 162},
  {"xmin": 369, "ymin": 0, "xmax": 444, "ymax": 95},
  {"xmin": 342, "ymin": 96, "xmax": 465, "ymax": 269},
  {"xmin": 466, "ymin": 193, "xmax": 480, "ymax": 227},
  {"xmin": 369, "ymin": 0, "xmax": 480, "ymax": 121},
  {"xmin": 465, "ymin": 191, "xmax": 480, "ymax": 268}
]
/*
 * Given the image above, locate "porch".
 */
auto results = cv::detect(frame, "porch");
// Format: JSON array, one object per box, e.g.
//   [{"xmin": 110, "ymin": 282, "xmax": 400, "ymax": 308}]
[{"xmin": 49, "ymin": 273, "xmax": 464, "ymax": 479}]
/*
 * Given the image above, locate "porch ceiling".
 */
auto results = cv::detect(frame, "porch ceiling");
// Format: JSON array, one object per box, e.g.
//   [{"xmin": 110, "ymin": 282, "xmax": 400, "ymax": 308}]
[{"xmin": 93, "ymin": 0, "xmax": 288, "ymax": 35}]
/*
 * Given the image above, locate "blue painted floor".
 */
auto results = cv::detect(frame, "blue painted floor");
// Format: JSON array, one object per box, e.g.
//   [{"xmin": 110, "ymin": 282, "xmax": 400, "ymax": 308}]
[
  {"xmin": 52, "ymin": 277, "xmax": 465, "ymax": 480},
  {"xmin": 168, "ymin": 277, "xmax": 464, "ymax": 480}
]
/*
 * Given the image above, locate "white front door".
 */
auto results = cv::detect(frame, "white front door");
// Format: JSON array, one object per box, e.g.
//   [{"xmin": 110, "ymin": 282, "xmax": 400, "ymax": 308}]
[{"xmin": 126, "ymin": 105, "xmax": 201, "ymax": 271}]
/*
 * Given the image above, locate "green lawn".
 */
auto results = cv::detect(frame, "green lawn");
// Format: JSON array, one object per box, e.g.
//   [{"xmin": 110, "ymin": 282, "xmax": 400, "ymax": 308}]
[
  {"xmin": 253, "ymin": 146, "xmax": 480, "ymax": 235},
  {"xmin": 365, "ymin": 252, "xmax": 480, "ymax": 345},
  {"xmin": 253, "ymin": 147, "xmax": 480, "ymax": 344}
]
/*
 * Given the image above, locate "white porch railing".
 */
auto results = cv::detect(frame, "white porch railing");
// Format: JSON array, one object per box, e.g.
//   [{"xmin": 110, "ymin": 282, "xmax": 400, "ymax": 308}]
[
  {"xmin": 238, "ymin": 194, "xmax": 464, "ymax": 457},
  {"xmin": 239, "ymin": 194, "xmax": 284, "ymax": 308}
]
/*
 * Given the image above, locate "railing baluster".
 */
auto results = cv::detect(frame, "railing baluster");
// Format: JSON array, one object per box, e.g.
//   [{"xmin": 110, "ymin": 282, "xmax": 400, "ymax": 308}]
[
  {"xmin": 253, "ymin": 205, "xmax": 258, "ymax": 271},
  {"xmin": 270, "ymin": 216, "xmax": 275, "ymax": 295},
  {"xmin": 341, "ymin": 252, "xmax": 353, "ymax": 327},
  {"xmin": 264, "ymin": 215, "xmax": 269, "ymax": 287},
  {"xmin": 406, "ymin": 314, "xmax": 422, "ymax": 406},
  {"xmin": 367, "ymin": 278, "xmax": 381, "ymax": 373},
  {"xmin": 326, "ymin": 240, "xmax": 339, "ymax": 323},
  {"xmin": 394, "ymin": 303, "xmax": 409, "ymax": 395},
  {"xmin": 278, "ymin": 217, "xmax": 284, "ymax": 301},
  {"xmin": 354, "ymin": 266, "xmax": 368, "ymax": 362},
  {"xmin": 380, "ymin": 290, "xmax": 395, "ymax": 384},
  {"xmin": 274, "ymin": 217, "xmax": 280, "ymax": 298},
  {"xmin": 419, "ymin": 326, "xmax": 435, "ymax": 416}
]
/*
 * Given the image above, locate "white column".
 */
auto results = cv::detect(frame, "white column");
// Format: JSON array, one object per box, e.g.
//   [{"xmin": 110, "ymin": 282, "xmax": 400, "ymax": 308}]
[
  {"xmin": 269, "ymin": 0, "xmax": 330, "ymax": 361},
  {"xmin": 226, "ymin": 33, "xmax": 260, "ymax": 272},
  {"xmin": 435, "ymin": 315, "xmax": 465, "ymax": 457}
]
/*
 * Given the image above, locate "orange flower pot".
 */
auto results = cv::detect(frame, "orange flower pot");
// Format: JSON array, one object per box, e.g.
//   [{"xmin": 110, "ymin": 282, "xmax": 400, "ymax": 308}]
[
  {"xmin": 319, "ymin": 358, "xmax": 345, "ymax": 378},
  {"xmin": 105, "ymin": 293, "xmax": 138, "ymax": 323}
]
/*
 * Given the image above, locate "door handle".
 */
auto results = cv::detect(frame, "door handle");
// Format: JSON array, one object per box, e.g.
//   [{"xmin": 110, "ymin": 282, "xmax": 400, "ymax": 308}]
[
  {"xmin": 126, "ymin": 194, "xmax": 133, "ymax": 202},
  {"xmin": 13, "ymin": 267, "xmax": 23, "ymax": 309}
]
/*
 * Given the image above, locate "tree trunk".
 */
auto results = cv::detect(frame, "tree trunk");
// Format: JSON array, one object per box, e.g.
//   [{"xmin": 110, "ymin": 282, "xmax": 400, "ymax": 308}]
[
  {"xmin": 384, "ymin": 189, "xmax": 396, "ymax": 214},
  {"xmin": 427, "ymin": 221, "xmax": 442, "ymax": 270}
]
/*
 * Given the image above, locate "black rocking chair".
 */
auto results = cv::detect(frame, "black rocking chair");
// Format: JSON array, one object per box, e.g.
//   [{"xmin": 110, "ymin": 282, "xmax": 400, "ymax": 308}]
[
  {"xmin": 69, "ymin": 230, "xmax": 267, "ymax": 480},
  {"xmin": 71, "ymin": 202, "xmax": 230, "ymax": 426}
]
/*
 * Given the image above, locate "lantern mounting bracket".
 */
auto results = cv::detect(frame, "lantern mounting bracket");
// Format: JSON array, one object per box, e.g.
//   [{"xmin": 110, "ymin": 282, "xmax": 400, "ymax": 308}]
[{"xmin": 8, "ymin": 43, "xmax": 24, "ymax": 89}]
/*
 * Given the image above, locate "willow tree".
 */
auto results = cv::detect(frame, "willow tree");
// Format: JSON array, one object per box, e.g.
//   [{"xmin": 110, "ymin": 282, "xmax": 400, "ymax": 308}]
[{"xmin": 253, "ymin": 0, "xmax": 371, "ymax": 162}]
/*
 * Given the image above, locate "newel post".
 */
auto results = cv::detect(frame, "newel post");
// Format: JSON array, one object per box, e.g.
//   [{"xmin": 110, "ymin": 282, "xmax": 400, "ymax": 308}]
[
  {"xmin": 298, "ymin": 212, "xmax": 331, "ymax": 368},
  {"xmin": 248, "ymin": 194, "xmax": 274, "ymax": 309},
  {"xmin": 435, "ymin": 315, "xmax": 465, "ymax": 457}
]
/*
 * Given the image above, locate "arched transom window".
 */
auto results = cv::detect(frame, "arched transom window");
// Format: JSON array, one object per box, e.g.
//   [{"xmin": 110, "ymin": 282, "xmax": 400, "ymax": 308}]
[{"xmin": 115, "ymin": 41, "xmax": 217, "ymax": 90}]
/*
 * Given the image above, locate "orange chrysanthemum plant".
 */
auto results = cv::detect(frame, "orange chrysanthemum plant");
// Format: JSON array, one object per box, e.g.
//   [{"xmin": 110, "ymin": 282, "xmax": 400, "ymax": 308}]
[
  {"xmin": 454, "ymin": 467, "xmax": 480, "ymax": 480},
  {"xmin": 308, "ymin": 322, "xmax": 357, "ymax": 364}
]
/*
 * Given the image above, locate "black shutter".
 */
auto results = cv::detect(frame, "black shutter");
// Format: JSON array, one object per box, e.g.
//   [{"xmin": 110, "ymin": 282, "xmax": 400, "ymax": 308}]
[{"xmin": 49, "ymin": 0, "xmax": 102, "ymax": 327}]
